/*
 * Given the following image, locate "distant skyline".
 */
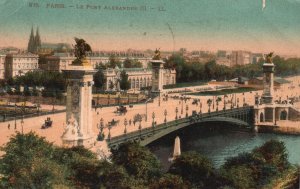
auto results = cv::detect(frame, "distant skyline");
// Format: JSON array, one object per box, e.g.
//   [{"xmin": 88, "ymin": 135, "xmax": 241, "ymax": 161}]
[{"xmin": 0, "ymin": 0, "xmax": 300, "ymax": 55}]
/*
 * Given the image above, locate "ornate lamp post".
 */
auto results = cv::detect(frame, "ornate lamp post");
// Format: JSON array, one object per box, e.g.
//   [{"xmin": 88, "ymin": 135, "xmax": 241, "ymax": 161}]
[
  {"xmin": 100, "ymin": 118, "xmax": 104, "ymax": 132},
  {"xmin": 152, "ymin": 112, "xmax": 155, "ymax": 128},
  {"xmin": 212, "ymin": 96, "xmax": 215, "ymax": 110},
  {"xmin": 138, "ymin": 114, "xmax": 142, "ymax": 131},
  {"xmin": 181, "ymin": 97, "xmax": 184, "ymax": 114},
  {"xmin": 216, "ymin": 96, "xmax": 221, "ymax": 112},
  {"xmin": 108, "ymin": 124, "xmax": 111, "ymax": 140},
  {"xmin": 186, "ymin": 104, "xmax": 189, "ymax": 118},
  {"xmin": 243, "ymin": 97, "xmax": 246, "ymax": 106},
  {"xmin": 223, "ymin": 95, "xmax": 227, "ymax": 110},
  {"xmin": 199, "ymin": 102, "xmax": 202, "ymax": 114},
  {"xmin": 175, "ymin": 107, "xmax": 178, "ymax": 120},
  {"xmin": 124, "ymin": 118, "xmax": 128, "ymax": 134},
  {"xmin": 207, "ymin": 99, "xmax": 212, "ymax": 114},
  {"xmin": 237, "ymin": 98, "xmax": 239, "ymax": 108},
  {"xmin": 164, "ymin": 109, "xmax": 167, "ymax": 124}
]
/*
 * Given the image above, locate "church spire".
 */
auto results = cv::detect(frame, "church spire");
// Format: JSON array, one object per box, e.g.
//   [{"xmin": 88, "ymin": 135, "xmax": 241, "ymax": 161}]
[
  {"xmin": 27, "ymin": 26, "xmax": 35, "ymax": 53},
  {"xmin": 34, "ymin": 27, "xmax": 41, "ymax": 53}
]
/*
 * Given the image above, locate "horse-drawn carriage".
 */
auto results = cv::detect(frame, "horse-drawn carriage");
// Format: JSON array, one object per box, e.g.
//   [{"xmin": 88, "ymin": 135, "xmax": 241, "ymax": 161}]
[
  {"xmin": 115, "ymin": 105, "xmax": 127, "ymax": 115},
  {"xmin": 41, "ymin": 117, "xmax": 52, "ymax": 129}
]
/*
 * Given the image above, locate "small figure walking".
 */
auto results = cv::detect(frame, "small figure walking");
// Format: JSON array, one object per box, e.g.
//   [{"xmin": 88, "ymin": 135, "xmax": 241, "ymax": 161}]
[{"xmin": 8, "ymin": 123, "xmax": 10, "ymax": 130}]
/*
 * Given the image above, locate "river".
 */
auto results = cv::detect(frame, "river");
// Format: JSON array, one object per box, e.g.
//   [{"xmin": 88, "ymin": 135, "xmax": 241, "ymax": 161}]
[{"xmin": 148, "ymin": 123, "xmax": 300, "ymax": 170}]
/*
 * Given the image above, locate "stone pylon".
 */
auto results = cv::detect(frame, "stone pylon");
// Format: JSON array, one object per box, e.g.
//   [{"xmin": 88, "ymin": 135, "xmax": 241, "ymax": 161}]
[{"xmin": 62, "ymin": 58, "xmax": 96, "ymax": 148}]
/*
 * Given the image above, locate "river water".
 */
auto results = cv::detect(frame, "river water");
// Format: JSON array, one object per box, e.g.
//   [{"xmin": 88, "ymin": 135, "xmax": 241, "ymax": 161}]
[{"xmin": 148, "ymin": 123, "xmax": 300, "ymax": 169}]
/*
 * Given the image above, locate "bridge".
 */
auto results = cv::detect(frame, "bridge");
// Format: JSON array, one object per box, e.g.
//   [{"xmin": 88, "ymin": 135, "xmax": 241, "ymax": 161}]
[{"xmin": 107, "ymin": 106, "xmax": 254, "ymax": 149}]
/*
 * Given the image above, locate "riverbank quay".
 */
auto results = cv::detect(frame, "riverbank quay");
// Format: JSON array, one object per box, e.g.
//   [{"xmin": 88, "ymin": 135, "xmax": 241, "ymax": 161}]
[{"xmin": 257, "ymin": 120, "xmax": 300, "ymax": 135}]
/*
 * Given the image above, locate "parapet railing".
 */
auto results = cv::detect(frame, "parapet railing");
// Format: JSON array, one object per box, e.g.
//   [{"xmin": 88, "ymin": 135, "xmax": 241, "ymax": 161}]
[{"xmin": 107, "ymin": 106, "xmax": 254, "ymax": 147}]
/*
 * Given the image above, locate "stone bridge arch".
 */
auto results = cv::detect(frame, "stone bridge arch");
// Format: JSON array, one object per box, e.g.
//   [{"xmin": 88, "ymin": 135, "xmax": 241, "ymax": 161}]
[
  {"xmin": 107, "ymin": 106, "xmax": 254, "ymax": 149},
  {"xmin": 140, "ymin": 117, "xmax": 250, "ymax": 146}
]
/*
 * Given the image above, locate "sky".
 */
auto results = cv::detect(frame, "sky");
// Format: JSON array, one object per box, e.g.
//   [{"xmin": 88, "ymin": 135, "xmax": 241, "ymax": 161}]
[{"xmin": 0, "ymin": 0, "xmax": 300, "ymax": 55}]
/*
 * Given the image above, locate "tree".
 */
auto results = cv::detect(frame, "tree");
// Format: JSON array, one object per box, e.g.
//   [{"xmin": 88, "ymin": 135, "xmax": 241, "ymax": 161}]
[
  {"xmin": 150, "ymin": 174, "xmax": 188, "ymax": 189},
  {"xmin": 252, "ymin": 139, "xmax": 289, "ymax": 172},
  {"xmin": 168, "ymin": 151, "xmax": 215, "ymax": 188},
  {"xmin": 93, "ymin": 69, "xmax": 106, "ymax": 90},
  {"xmin": 107, "ymin": 55, "xmax": 122, "ymax": 68},
  {"xmin": 120, "ymin": 70, "xmax": 130, "ymax": 91},
  {"xmin": 219, "ymin": 165, "xmax": 256, "ymax": 189},
  {"xmin": 111, "ymin": 142, "xmax": 162, "ymax": 185},
  {"xmin": 123, "ymin": 58, "xmax": 143, "ymax": 68},
  {"xmin": 101, "ymin": 165, "xmax": 136, "ymax": 189},
  {"xmin": 0, "ymin": 132, "xmax": 70, "ymax": 188}
]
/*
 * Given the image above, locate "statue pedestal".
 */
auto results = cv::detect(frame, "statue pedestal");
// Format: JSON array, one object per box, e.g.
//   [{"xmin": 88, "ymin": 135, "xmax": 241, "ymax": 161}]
[
  {"xmin": 151, "ymin": 60, "xmax": 165, "ymax": 93},
  {"xmin": 62, "ymin": 64, "xmax": 96, "ymax": 149}
]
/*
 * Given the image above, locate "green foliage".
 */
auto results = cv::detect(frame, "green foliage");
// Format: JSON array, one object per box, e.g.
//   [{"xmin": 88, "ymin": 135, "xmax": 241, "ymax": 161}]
[
  {"xmin": 93, "ymin": 68, "xmax": 106, "ymax": 90},
  {"xmin": 168, "ymin": 151, "xmax": 215, "ymax": 188},
  {"xmin": 123, "ymin": 58, "xmax": 143, "ymax": 68},
  {"xmin": 252, "ymin": 139, "xmax": 289, "ymax": 172},
  {"xmin": 220, "ymin": 165, "xmax": 256, "ymax": 189},
  {"xmin": 107, "ymin": 55, "xmax": 122, "ymax": 68},
  {"xmin": 150, "ymin": 174, "xmax": 188, "ymax": 189},
  {"xmin": 0, "ymin": 132, "xmax": 70, "ymax": 188},
  {"xmin": 111, "ymin": 142, "xmax": 162, "ymax": 184},
  {"xmin": 165, "ymin": 54, "xmax": 300, "ymax": 83},
  {"xmin": 120, "ymin": 70, "xmax": 130, "ymax": 90},
  {"xmin": 221, "ymin": 140, "xmax": 290, "ymax": 188},
  {"xmin": 101, "ymin": 165, "xmax": 135, "ymax": 189}
]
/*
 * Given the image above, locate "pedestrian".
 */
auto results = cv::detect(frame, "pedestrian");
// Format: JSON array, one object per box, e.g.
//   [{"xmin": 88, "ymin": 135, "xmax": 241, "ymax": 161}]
[{"xmin": 8, "ymin": 123, "xmax": 10, "ymax": 130}]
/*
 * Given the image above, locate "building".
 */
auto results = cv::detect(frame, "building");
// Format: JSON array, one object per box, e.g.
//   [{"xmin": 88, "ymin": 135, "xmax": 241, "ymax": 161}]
[
  {"xmin": 38, "ymin": 43, "xmax": 72, "ymax": 55},
  {"xmin": 103, "ymin": 67, "xmax": 176, "ymax": 91},
  {"xmin": 248, "ymin": 77, "xmax": 290, "ymax": 88},
  {"xmin": 0, "ymin": 54, "xmax": 5, "ymax": 79},
  {"xmin": 216, "ymin": 57, "xmax": 231, "ymax": 67},
  {"xmin": 39, "ymin": 53, "xmax": 74, "ymax": 72},
  {"xmin": 40, "ymin": 51, "xmax": 152, "ymax": 72},
  {"xmin": 231, "ymin": 51, "xmax": 252, "ymax": 66},
  {"xmin": 5, "ymin": 53, "xmax": 39, "ymax": 78}
]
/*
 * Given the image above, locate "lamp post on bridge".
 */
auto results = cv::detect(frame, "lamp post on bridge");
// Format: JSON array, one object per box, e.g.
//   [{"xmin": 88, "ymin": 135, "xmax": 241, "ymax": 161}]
[
  {"xmin": 175, "ymin": 107, "xmax": 178, "ymax": 120},
  {"xmin": 212, "ymin": 96, "xmax": 215, "ymax": 110},
  {"xmin": 237, "ymin": 98, "xmax": 239, "ymax": 108},
  {"xmin": 207, "ymin": 99, "xmax": 212, "ymax": 114},
  {"xmin": 152, "ymin": 112, "xmax": 155, "ymax": 128},
  {"xmin": 108, "ymin": 124, "xmax": 111, "ymax": 141},
  {"xmin": 124, "ymin": 118, "xmax": 128, "ymax": 134},
  {"xmin": 164, "ymin": 109, "xmax": 167, "ymax": 124},
  {"xmin": 199, "ymin": 102, "xmax": 202, "ymax": 114},
  {"xmin": 186, "ymin": 104, "xmax": 189, "ymax": 118},
  {"xmin": 223, "ymin": 95, "xmax": 227, "ymax": 110},
  {"xmin": 181, "ymin": 97, "xmax": 183, "ymax": 115},
  {"xmin": 216, "ymin": 96, "xmax": 221, "ymax": 112}
]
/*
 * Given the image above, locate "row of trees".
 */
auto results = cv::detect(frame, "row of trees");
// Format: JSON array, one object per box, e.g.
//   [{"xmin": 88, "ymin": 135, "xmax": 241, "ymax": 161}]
[
  {"xmin": 98, "ymin": 56, "xmax": 143, "ymax": 69},
  {"xmin": 164, "ymin": 54, "xmax": 300, "ymax": 83},
  {"xmin": 0, "ymin": 132, "xmax": 294, "ymax": 189}
]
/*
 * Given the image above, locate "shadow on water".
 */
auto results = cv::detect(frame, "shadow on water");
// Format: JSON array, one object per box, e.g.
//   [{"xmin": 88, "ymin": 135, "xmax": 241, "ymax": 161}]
[{"xmin": 147, "ymin": 122, "xmax": 300, "ymax": 171}]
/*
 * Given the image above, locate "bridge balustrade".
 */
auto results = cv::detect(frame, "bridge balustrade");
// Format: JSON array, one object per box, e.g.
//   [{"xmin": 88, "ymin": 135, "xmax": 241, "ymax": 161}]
[{"xmin": 108, "ymin": 106, "xmax": 254, "ymax": 148}]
